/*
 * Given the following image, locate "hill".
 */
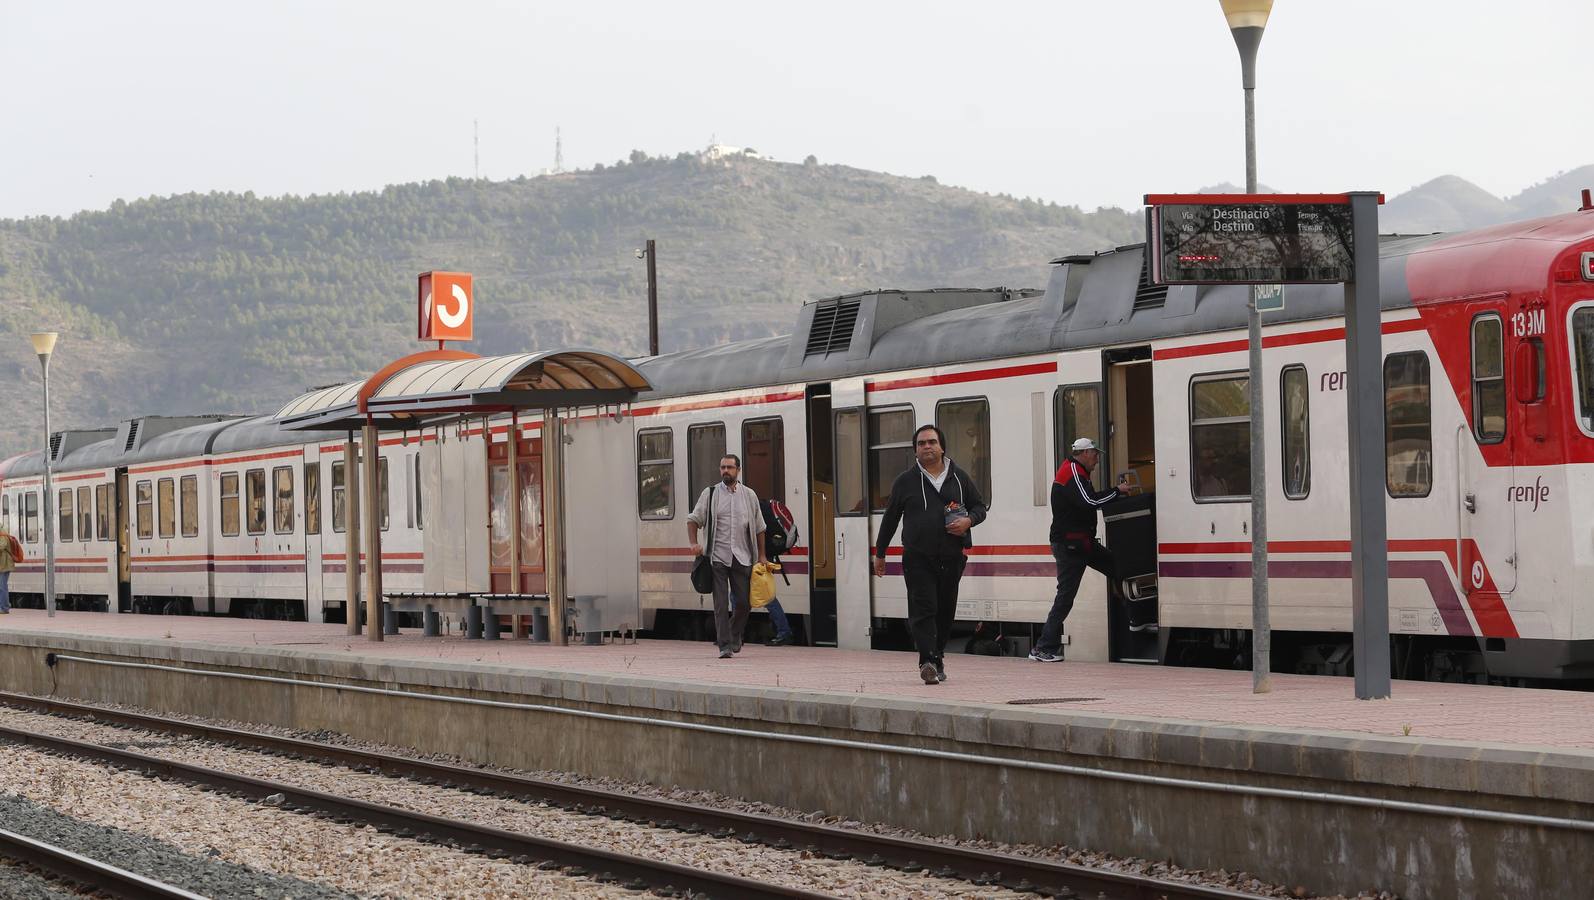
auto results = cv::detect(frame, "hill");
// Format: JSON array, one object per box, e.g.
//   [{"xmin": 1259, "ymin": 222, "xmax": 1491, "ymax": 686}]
[
  {"xmin": 0, "ymin": 152, "xmax": 1144, "ymax": 457},
  {"xmin": 1382, "ymin": 166, "xmax": 1594, "ymax": 233}
]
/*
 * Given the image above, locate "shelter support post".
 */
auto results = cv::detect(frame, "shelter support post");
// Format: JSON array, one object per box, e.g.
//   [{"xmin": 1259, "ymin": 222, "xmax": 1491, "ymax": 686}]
[
  {"xmin": 508, "ymin": 412, "xmax": 523, "ymax": 639},
  {"xmin": 344, "ymin": 436, "xmax": 362, "ymax": 636},
  {"xmin": 362, "ymin": 422, "xmax": 384, "ymax": 642},
  {"xmin": 1345, "ymin": 192, "xmax": 1391, "ymax": 699},
  {"xmin": 543, "ymin": 409, "xmax": 567, "ymax": 645}
]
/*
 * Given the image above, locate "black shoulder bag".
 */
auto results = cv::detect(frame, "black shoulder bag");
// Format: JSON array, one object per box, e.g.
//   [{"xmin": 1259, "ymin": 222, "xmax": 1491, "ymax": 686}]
[{"xmin": 690, "ymin": 487, "xmax": 715, "ymax": 594}]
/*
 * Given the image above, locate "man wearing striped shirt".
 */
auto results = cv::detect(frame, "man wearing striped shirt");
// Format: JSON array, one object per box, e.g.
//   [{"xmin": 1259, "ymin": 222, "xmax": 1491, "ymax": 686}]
[{"xmin": 1029, "ymin": 438, "xmax": 1129, "ymax": 662}]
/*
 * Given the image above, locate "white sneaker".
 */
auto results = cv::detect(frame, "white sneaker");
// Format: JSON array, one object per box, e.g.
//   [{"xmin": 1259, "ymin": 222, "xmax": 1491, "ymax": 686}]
[{"xmin": 1028, "ymin": 649, "xmax": 1063, "ymax": 662}]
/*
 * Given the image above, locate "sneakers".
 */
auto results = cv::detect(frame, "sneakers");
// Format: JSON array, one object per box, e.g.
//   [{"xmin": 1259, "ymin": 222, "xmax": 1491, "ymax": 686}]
[
  {"xmin": 731, "ymin": 643, "xmax": 743, "ymax": 653},
  {"xmin": 1028, "ymin": 649, "xmax": 1064, "ymax": 662},
  {"xmin": 766, "ymin": 634, "xmax": 795, "ymax": 647},
  {"xmin": 935, "ymin": 662, "xmax": 946, "ymax": 683},
  {"xmin": 718, "ymin": 649, "xmax": 733, "ymax": 659},
  {"xmin": 919, "ymin": 662, "xmax": 940, "ymax": 685}
]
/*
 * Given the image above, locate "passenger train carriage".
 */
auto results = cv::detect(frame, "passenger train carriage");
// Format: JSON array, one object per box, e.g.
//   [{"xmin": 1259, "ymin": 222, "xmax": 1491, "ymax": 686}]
[{"xmin": 3, "ymin": 202, "xmax": 1592, "ymax": 682}]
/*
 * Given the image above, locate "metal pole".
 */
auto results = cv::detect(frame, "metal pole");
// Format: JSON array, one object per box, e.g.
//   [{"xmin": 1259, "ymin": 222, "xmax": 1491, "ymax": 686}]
[
  {"xmin": 1346, "ymin": 192, "xmax": 1391, "ymax": 699},
  {"xmin": 41, "ymin": 356, "xmax": 55, "ymax": 618},
  {"xmin": 362, "ymin": 422, "xmax": 384, "ymax": 642},
  {"xmin": 542, "ymin": 410, "xmax": 566, "ymax": 645},
  {"xmin": 646, "ymin": 239, "xmax": 659, "ymax": 357},
  {"xmin": 344, "ymin": 436, "xmax": 361, "ymax": 636},
  {"xmin": 507, "ymin": 412, "xmax": 524, "ymax": 639}
]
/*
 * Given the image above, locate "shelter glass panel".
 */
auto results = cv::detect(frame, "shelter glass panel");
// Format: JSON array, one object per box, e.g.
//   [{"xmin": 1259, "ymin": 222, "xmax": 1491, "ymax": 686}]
[
  {"xmin": 637, "ymin": 428, "xmax": 674, "ymax": 520},
  {"xmin": 136, "ymin": 481, "xmax": 152, "ymax": 539},
  {"xmin": 518, "ymin": 460, "xmax": 543, "ymax": 568},
  {"xmin": 936, "ymin": 398, "xmax": 992, "ymax": 505},
  {"xmin": 1281, "ymin": 366, "xmax": 1311, "ymax": 499},
  {"xmin": 489, "ymin": 464, "xmax": 510, "ymax": 569},
  {"xmin": 867, "ymin": 407, "xmax": 914, "ymax": 513},
  {"xmin": 77, "ymin": 486, "xmax": 91, "ymax": 542},
  {"xmin": 96, "ymin": 484, "xmax": 110, "ymax": 542},
  {"xmin": 835, "ymin": 409, "xmax": 865, "ymax": 516},
  {"xmin": 219, "ymin": 473, "xmax": 239, "ymax": 537},
  {"xmin": 1472, "ymin": 316, "xmax": 1505, "ymax": 443},
  {"xmin": 304, "ymin": 463, "xmax": 320, "ymax": 535},
  {"xmin": 273, "ymin": 466, "xmax": 294, "ymax": 535},
  {"xmin": 687, "ymin": 423, "xmax": 726, "ymax": 508},
  {"xmin": 331, "ymin": 462, "xmax": 345, "ymax": 533},
  {"xmin": 1571, "ymin": 308, "xmax": 1594, "ymax": 433},
  {"xmin": 1055, "ymin": 385, "xmax": 1104, "ymax": 489},
  {"xmin": 59, "ymin": 489, "xmax": 73, "ymax": 542},
  {"xmin": 1190, "ymin": 374, "xmax": 1250, "ymax": 501},
  {"xmin": 741, "ymin": 418, "xmax": 784, "ymax": 503},
  {"xmin": 24, "ymin": 492, "xmax": 39, "ymax": 543},
  {"xmin": 180, "ymin": 476, "xmax": 198, "ymax": 537},
  {"xmin": 157, "ymin": 479, "xmax": 175, "ymax": 539},
  {"xmin": 246, "ymin": 469, "xmax": 267, "ymax": 535},
  {"xmin": 1385, "ymin": 352, "xmax": 1433, "ymax": 498}
]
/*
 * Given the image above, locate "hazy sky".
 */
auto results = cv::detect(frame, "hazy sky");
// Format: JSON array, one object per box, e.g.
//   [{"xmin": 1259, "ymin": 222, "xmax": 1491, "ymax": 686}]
[{"xmin": 4, "ymin": 1, "xmax": 1591, "ymax": 220}]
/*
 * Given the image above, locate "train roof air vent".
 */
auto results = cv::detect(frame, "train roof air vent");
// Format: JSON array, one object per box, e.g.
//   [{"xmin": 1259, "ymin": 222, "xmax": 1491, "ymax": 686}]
[
  {"xmin": 48, "ymin": 433, "xmax": 63, "ymax": 461},
  {"xmin": 123, "ymin": 421, "xmax": 140, "ymax": 453},
  {"xmin": 1133, "ymin": 248, "xmax": 1168, "ymax": 312},
  {"xmin": 803, "ymin": 297, "xmax": 861, "ymax": 358}
]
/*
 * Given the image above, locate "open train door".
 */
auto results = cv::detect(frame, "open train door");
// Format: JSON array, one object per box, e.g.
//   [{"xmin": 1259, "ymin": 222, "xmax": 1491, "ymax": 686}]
[
  {"xmin": 1101, "ymin": 347, "xmax": 1161, "ymax": 663},
  {"xmin": 114, "ymin": 468, "xmax": 132, "ymax": 613},
  {"xmin": 830, "ymin": 377, "xmax": 873, "ymax": 649}
]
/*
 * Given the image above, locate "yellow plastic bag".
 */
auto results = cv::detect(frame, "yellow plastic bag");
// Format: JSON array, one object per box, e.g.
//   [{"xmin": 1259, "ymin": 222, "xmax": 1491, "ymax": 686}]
[{"xmin": 749, "ymin": 561, "xmax": 780, "ymax": 608}]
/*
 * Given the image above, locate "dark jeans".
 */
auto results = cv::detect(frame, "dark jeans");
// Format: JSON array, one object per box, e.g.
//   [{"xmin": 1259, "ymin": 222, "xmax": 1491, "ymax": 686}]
[
  {"xmin": 902, "ymin": 549, "xmax": 966, "ymax": 666},
  {"xmin": 1035, "ymin": 539, "xmax": 1116, "ymax": 655},
  {"xmin": 765, "ymin": 597, "xmax": 792, "ymax": 639},
  {"xmin": 711, "ymin": 560, "xmax": 752, "ymax": 650}
]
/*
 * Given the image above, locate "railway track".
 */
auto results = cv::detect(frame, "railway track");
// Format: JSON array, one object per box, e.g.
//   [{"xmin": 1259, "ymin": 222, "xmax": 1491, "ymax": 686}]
[
  {"xmin": 0, "ymin": 826, "xmax": 208, "ymax": 900},
  {"xmin": 0, "ymin": 691, "xmax": 1255, "ymax": 900}
]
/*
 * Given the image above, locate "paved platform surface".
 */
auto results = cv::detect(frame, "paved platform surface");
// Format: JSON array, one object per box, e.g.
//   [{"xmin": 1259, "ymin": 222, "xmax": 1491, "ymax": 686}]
[{"xmin": 3, "ymin": 610, "xmax": 1591, "ymax": 750}]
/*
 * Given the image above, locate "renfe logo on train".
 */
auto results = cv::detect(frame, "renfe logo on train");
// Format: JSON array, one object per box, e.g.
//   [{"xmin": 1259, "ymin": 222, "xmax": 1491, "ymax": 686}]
[
  {"xmin": 418, "ymin": 271, "xmax": 474, "ymax": 342},
  {"xmin": 1144, "ymin": 195, "xmax": 1356, "ymax": 285}
]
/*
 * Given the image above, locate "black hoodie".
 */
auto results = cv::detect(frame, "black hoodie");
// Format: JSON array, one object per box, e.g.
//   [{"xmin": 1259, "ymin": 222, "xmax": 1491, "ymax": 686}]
[{"xmin": 873, "ymin": 459, "xmax": 988, "ymax": 560}]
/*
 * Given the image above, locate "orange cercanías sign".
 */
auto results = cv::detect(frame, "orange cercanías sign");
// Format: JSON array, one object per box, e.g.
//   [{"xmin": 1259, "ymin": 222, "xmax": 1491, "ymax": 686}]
[{"xmin": 418, "ymin": 271, "xmax": 474, "ymax": 342}]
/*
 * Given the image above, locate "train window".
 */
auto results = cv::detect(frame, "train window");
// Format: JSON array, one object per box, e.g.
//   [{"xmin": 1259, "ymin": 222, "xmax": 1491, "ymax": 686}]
[
  {"xmin": 834, "ymin": 409, "xmax": 865, "ymax": 516},
  {"xmin": 637, "ymin": 428, "xmax": 674, "ymax": 520},
  {"xmin": 273, "ymin": 466, "xmax": 294, "ymax": 535},
  {"xmin": 135, "ymin": 481, "xmax": 153, "ymax": 539},
  {"xmin": 413, "ymin": 454, "xmax": 423, "ymax": 530},
  {"xmin": 96, "ymin": 485, "xmax": 111, "ymax": 542},
  {"xmin": 157, "ymin": 479, "xmax": 175, "ymax": 539},
  {"xmin": 331, "ymin": 462, "xmax": 346, "ymax": 533},
  {"xmin": 405, "ymin": 454, "xmax": 414, "ymax": 529},
  {"xmin": 77, "ymin": 486, "xmax": 92, "ymax": 541},
  {"xmin": 219, "ymin": 473, "xmax": 240, "ymax": 537},
  {"xmin": 245, "ymin": 469, "xmax": 267, "ymax": 535},
  {"xmin": 1471, "ymin": 315, "xmax": 1505, "ymax": 443},
  {"xmin": 59, "ymin": 489, "xmax": 74, "ymax": 542},
  {"xmin": 25, "ymin": 492, "xmax": 38, "ymax": 543},
  {"xmin": 180, "ymin": 476, "xmax": 198, "ymax": 538},
  {"xmin": 1190, "ymin": 374, "xmax": 1251, "ymax": 502},
  {"xmin": 1384, "ymin": 352, "xmax": 1433, "ymax": 498},
  {"xmin": 2, "ymin": 493, "xmax": 8, "ymax": 533},
  {"xmin": 686, "ymin": 423, "xmax": 726, "ymax": 507},
  {"xmin": 937, "ymin": 398, "xmax": 992, "ymax": 505},
  {"xmin": 1572, "ymin": 307, "xmax": 1594, "ymax": 434},
  {"xmin": 304, "ymin": 463, "xmax": 321, "ymax": 535},
  {"xmin": 742, "ymin": 418, "xmax": 785, "ymax": 503},
  {"xmin": 379, "ymin": 457, "xmax": 390, "ymax": 531},
  {"xmin": 1054, "ymin": 385, "xmax": 1104, "ymax": 489},
  {"xmin": 867, "ymin": 408, "xmax": 914, "ymax": 513},
  {"xmin": 1280, "ymin": 366, "xmax": 1311, "ymax": 500}
]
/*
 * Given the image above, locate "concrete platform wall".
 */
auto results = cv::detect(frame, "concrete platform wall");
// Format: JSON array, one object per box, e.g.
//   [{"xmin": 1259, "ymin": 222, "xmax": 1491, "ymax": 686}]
[{"xmin": 2, "ymin": 632, "xmax": 1589, "ymax": 899}]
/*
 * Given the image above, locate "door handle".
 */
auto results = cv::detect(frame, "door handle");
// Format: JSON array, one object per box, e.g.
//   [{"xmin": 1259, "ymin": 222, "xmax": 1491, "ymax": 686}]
[
  {"xmin": 1464, "ymin": 492, "xmax": 1476, "ymax": 514},
  {"xmin": 836, "ymin": 537, "xmax": 845, "ymax": 560}
]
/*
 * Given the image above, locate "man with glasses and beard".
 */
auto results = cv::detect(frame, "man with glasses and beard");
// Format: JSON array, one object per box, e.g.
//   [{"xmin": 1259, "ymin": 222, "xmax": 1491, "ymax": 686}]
[{"xmin": 687, "ymin": 454, "xmax": 768, "ymax": 659}]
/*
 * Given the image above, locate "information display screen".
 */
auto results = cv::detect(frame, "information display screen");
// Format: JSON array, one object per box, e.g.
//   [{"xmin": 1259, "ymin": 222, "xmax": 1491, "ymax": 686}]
[{"xmin": 1148, "ymin": 202, "xmax": 1355, "ymax": 284}]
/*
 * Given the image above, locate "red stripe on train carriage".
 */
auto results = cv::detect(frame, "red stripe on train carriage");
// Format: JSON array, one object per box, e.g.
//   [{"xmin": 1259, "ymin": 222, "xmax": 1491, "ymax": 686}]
[{"xmin": 1153, "ymin": 318, "xmax": 1426, "ymax": 361}]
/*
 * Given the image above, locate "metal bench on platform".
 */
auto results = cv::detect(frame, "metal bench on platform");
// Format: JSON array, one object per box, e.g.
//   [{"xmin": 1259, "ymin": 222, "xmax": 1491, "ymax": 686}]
[{"xmin": 383, "ymin": 591, "xmax": 551, "ymax": 640}]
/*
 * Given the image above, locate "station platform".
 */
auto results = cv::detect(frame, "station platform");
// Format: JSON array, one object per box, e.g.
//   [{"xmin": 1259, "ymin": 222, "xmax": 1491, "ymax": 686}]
[{"xmin": 1, "ymin": 610, "xmax": 1589, "ymax": 899}]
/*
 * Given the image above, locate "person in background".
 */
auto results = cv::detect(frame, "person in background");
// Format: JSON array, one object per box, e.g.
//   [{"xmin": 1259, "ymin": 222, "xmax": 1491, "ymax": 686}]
[
  {"xmin": 1029, "ymin": 438, "xmax": 1130, "ymax": 662},
  {"xmin": 686, "ymin": 454, "xmax": 767, "ymax": 659},
  {"xmin": 759, "ymin": 498, "xmax": 798, "ymax": 646},
  {"xmin": 0, "ymin": 523, "xmax": 21, "ymax": 614},
  {"xmin": 872, "ymin": 424, "xmax": 988, "ymax": 685}
]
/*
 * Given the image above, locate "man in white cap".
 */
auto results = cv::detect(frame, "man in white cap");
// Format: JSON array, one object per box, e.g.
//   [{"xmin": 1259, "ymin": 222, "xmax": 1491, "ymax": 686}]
[{"xmin": 1029, "ymin": 438, "xmax": 1131, "ymax": 662}]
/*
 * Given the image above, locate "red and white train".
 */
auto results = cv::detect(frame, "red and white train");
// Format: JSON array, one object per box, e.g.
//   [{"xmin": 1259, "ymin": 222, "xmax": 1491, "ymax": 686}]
[{"xmin": 4, "ymin": 201, "xmax": 1593, "ymax": 682}]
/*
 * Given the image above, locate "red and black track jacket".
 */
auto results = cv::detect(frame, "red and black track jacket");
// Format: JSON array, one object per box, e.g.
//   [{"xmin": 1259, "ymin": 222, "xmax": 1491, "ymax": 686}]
[{"xmin": 1050, "ymin": 457, "xmax": 1119, "ymax": 543}]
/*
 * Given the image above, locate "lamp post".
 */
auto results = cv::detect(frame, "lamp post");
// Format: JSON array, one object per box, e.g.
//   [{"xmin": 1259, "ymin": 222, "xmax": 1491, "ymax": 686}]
[
  {"xmin": 1219, "ymin": 0, "xmax": 1273, "ymax": 693},
  {"xmin": 30, "ymin": 332, "xmax": 58, "ymax": 618},
  {"xmin": 636, "ymin": 239, "xmax": 659, "ymax": 356}
]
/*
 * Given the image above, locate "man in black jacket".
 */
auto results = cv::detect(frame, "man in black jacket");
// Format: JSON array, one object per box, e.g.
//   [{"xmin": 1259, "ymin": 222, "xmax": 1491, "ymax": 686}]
[
  {"xmin": 872, "ymin": 424, "xmax": 988, "ymax": 685},
  {"xmin": 1029, "ymin": 437, "xmax": 1130, "ymax": 663}
]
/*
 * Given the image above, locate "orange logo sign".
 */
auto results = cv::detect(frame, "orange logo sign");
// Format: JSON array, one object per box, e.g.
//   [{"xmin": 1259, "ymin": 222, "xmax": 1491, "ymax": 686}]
[{"xmin": 418, "ymin": 271, "xmax": 474, "ymax": 342}]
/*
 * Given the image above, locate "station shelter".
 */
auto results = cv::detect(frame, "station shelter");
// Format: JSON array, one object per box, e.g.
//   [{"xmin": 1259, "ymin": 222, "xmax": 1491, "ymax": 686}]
[{"xmin": 274, "ymin": 348, "xmax": 650, "ymax": 642}]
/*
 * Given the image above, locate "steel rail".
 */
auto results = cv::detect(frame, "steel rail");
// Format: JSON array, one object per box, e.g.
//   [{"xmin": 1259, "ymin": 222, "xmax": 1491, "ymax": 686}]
[
  {"xmin": 0, "ymin": 826, "xmax": 210, "ymax": 900},
  {"xmin": 2, "ymin": 691, "xmax": 1253, "ymax": 900},
  {"xmin": 0, "ymin": 721, "xmax": 822, "ymax": 900}
]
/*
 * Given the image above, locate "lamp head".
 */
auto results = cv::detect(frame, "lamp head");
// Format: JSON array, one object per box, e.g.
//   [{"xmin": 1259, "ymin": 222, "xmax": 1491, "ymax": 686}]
[
  {"xmin": 30, "ymin": 332, "xmax": 59, "ymax": 357},
  {"xmin": 1219, "ymin": 0, "xmax": 1273, "ymax": 30}
]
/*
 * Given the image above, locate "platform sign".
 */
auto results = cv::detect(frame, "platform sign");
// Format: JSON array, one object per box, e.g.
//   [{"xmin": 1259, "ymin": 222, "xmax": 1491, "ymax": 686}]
[
  {"xmin": 1145, "ymin": 195, "xmax": 1355, "ymax": 285},
  {"xmin": 418, "ymin": 271, "xmax": 474, "ymax": 342},
  {"xmin": 1253, "ymin": 283, "xmax": 1284, "ymax": 312}
]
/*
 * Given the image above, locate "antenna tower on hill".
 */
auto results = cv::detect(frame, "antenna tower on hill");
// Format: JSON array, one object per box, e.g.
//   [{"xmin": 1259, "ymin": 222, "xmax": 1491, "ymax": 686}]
[
  {"xmin": 555, "ymin": 126, "xmax": 564, "ymax": 174},
  {"xmin": 474, "ymin": 119, "xmax": 480, "ymax": 179}
]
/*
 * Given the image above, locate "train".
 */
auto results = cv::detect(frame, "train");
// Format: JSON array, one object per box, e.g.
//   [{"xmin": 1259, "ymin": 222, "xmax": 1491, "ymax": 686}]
[{"xmin": 3, "ymin": 198, "xmax": 1592, "ymax": 682}]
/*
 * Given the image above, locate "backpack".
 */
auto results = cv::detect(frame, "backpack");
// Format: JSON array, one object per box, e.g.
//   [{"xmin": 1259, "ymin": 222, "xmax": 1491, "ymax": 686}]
[{"xmin": 760, "ymin": 499, "xmax": 798, "ymax": 557}]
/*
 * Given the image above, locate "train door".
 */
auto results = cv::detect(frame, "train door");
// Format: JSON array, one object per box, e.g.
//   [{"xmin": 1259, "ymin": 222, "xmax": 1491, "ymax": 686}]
[
  {"xmin": 1103, "ymin": 348, "xmax": 1161, "ymax": 663},
  {"xmin": 115, "ymin": 468, "xmax": 132, "ymax": 612},
  {"xmin": 1457, "ymin": 311, "xmax": 1517, "ymax": 598},
  {"xmin": 805, "ymin": 384, "xmax": 838, "ymax": 645},
  {"xmin": 829, "ymin": 377, "xmax": 873, "ymax": 649},
  {"xmin": 303, "ymin": 447, "xmax": 324, "ymax": 621}
]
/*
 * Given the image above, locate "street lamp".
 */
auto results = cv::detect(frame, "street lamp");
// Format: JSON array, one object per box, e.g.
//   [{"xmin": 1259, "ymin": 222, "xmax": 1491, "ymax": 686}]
[
  {"xmin": 1219, "ymin": 0, "xmax": 1273, "ymax": 693},
  {"xmin": 635, "ymin": 239, "xmax": 659, "ymax": 356},
  {"xmin": 29, "ymin": 332, "xmax": 58, "ymax": 618}
]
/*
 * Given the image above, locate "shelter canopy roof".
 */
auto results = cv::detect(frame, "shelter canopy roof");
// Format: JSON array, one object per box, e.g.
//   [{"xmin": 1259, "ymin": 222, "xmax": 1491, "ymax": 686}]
[{"xmin": 274, "ymin": 348, "xmax": 650, "ymax": 432}]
